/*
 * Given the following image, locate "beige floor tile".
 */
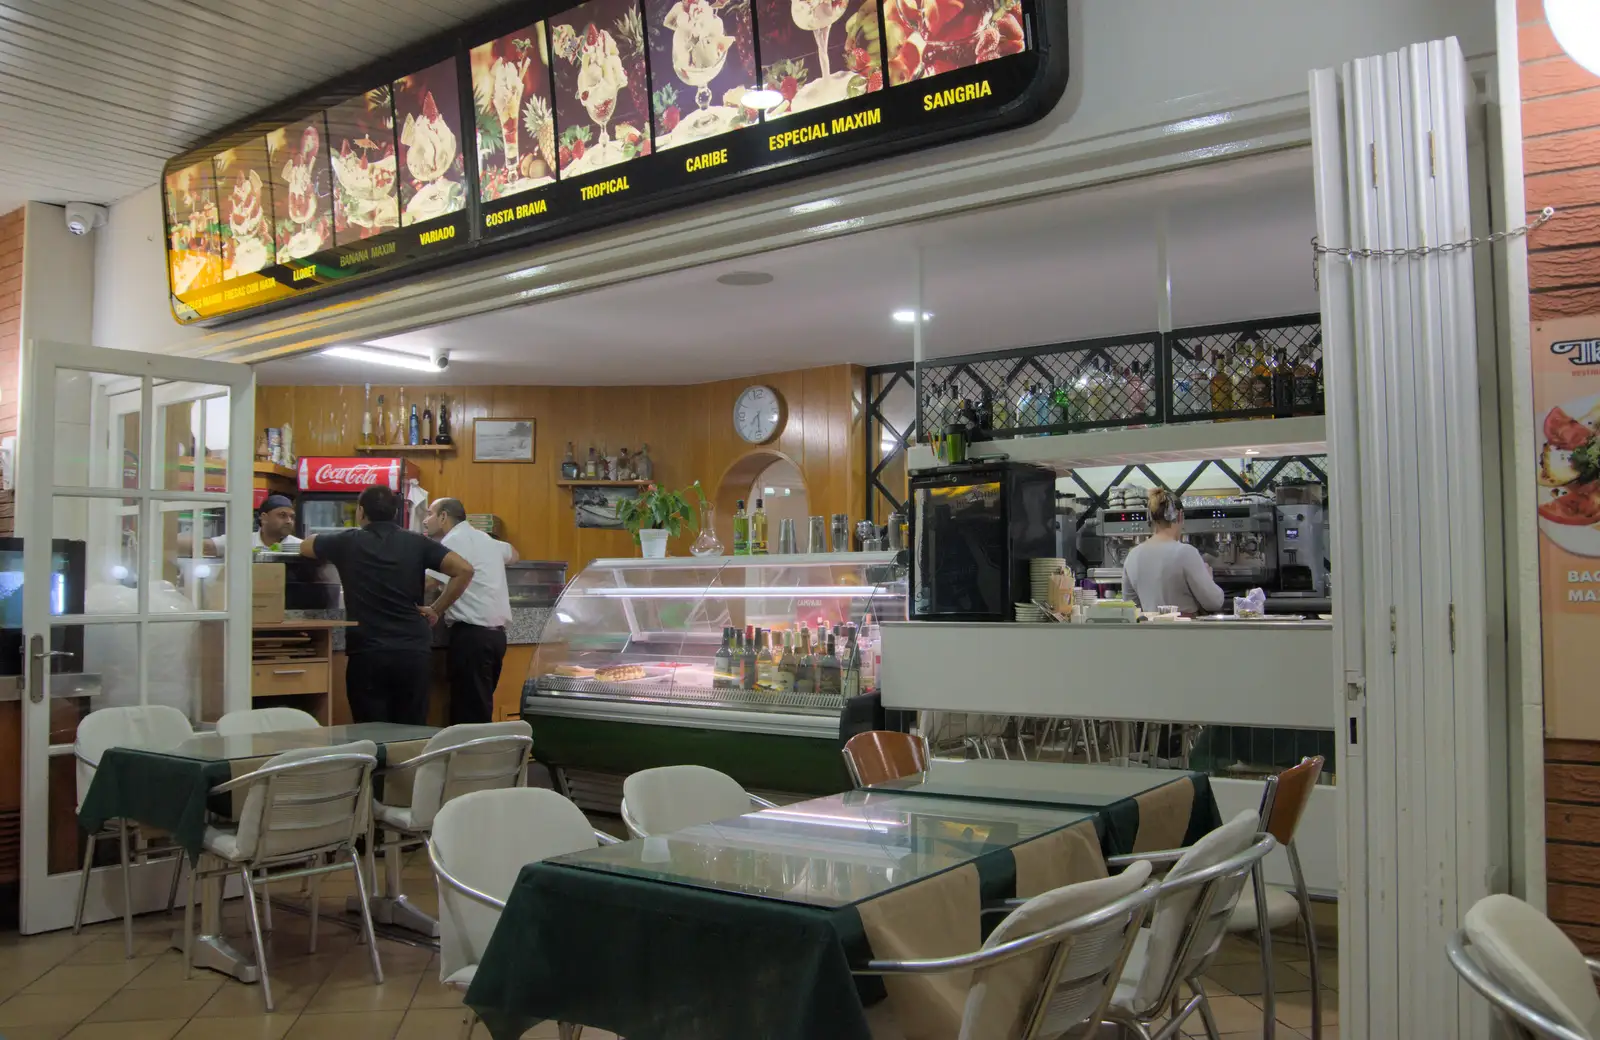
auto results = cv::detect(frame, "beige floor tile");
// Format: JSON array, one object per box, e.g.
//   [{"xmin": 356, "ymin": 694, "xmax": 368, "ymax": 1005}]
[
  {"xmin": 64, "ymin": 1019, "xmax": 189, "ymax": 1040},
  {"xmin": 1209, "ymin": 935, "xmax": 1264, "ymax": 966},
  {"xmin": 0, "ymin": 1025, "xmax": 78, "ymax": 1040},
  {"xmin": 24, "ymin": 958, "xmax": 159, "ymax": 994},
  {"xmin": 1269, "ymin": 989, "xmax": 1338, "ymax": 1030},
  {"xmin": 1206, "ymin": 959, "xmax": 1313, "ymax": 996},
  {"xmin": 0, "ymin": 992, "xmax": 108, "ymax": 1028},
  {"xmin": 394, "ymin": 1007, "xmax": 471, "ymax": 1040},
  {"xmin": 342, "ymin": 940, "xmax": 434, "ymax": 975},
  {"xmin": 409, "ymin": 968, "xmax": 466, "ymax": 1010},
  {"xmin": 63, "ymin": 936, "xmax": 174, "ymax": 964},
  {"xmin": 1199, "ymin": 995, "xmax": 1266, "ymax": 1034},
  {"xmin": 302, "ymin": 971, "xmax": 422, "ymax": 1014},
  {"xmin": 85, "ymin": 979, "xmax": 224, "ymax": 1023},
  {"xmin": 193, "ymin": 978, "xmax": 319, "ymax": 1017},
  {"xmin": 284, "ymin": 1010, "xmax": 405, "ymax": 1040},
  {"xmin": 173, "ymin": 1013, "xmax": 299, "ymax": 1040}
]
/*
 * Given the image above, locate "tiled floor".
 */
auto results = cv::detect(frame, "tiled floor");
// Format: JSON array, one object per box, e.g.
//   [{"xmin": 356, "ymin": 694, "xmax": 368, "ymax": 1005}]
[{"xmin": 0, "ymin": 860, "xmax": 1336, "ymax": 1039}]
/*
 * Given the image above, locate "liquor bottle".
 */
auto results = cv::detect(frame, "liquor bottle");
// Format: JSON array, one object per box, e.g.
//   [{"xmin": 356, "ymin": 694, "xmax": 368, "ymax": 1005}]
[
  {"xmin": 408, "ymin": 404, "xmax": 420, "ymax": 445},
  {"xmin": 1293, "ymin": 346, "xmax": 1318, "ymax": 413},
  {"xmin": 713, "ymin": 627, "xmax": 736, "ymax": 689},
  {"xmin": 1209, "ymin": 349, "xmax": 1234, "ymax": 418},
  {"xmin": 374, "ymin": 394, "xmax": 387, "ymax": 446},
  {"xmin": 732, "ymin": 499, "xmax": 750, "ymax": 555},
  {"xmin": 422, "ymin": 398, "xmax": 435, "ymax": 444},
  {"xmin": 756, "ymin": 629, "xmax": 777, "ymax": 691},
  {"xmin": 818, "ymin": 636, "xmax": 841, "ymax": 697},
  {"xmin": 1128, "ymin": 361, "xmax": 1149, "ymax": 421},
  {"xmin": 362, "ymin": 384, "xmax": 373, "ymax": 444},
  {"xmin": 617, "ymin": 447, "xmax": 632, "ymax": 481},
  {"xmin": 841, "ymin": 635, "xmax": 861, "ymax": 699},
  {"xmin": 751, "ymin": 499, "xmax": 768, "ymax": 555},
  {"xmin": 1051, "ymin": 381, "xmax": 1072, "ymax": 429},
  {"xmin": 562, "ymin": 443, "xmax": 579, "ymax": 479},
  {"xmin": 435, "ymin": 395, "xmax": 452, "ymax": 445},
  {"xmin": 1249, "ymin": 339, "xmax": 1273, "ymax": 411},
  {"xmin": 598, "ymin": 442, "xmax": 610, "ymax": 480},
  {"xmin": 775, "ymin": 631, "xmax": 796, "ymax": 693},
  {"xmin": 636, "ymin": 444, "xmax": 654, "ymax": 480},
  {"xmin": 795, "ymin": 628, "xmax": 815, "ymax": 693},
  {"xmin": 585, "ymin": 446, "xmax": 598, "ymax": 480},
  {"xmin": 742, "ymin": 626, "xmax": 758, "ymax": 690}
]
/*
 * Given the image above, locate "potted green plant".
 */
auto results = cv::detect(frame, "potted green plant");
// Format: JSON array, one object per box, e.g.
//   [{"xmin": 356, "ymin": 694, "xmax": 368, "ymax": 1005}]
[{"xmin": 615, "ymin": 481, "xmax": 700, "ymax": 558}]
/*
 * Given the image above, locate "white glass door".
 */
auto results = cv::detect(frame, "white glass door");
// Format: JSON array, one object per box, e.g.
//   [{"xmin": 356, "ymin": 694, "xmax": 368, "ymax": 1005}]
[{"xmin": 18, "ymin": 340, "xmax": 255, "ymax": 934}]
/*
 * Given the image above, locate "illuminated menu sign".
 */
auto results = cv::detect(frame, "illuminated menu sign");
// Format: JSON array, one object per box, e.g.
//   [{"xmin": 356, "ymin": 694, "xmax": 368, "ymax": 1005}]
[{"xmin": 163, "ymin": 0, "xmax": 1064, "ymax": 324}]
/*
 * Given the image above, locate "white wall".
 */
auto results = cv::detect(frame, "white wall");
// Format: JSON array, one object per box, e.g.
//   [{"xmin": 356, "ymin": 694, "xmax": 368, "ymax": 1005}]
[{"xmin": 92, "ymin": 185, "xmax": 203, "ymax": 355}]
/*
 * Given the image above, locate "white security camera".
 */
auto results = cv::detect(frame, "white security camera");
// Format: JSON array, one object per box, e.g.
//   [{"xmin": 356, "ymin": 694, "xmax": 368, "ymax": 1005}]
[
  {"xmin": 432, "ymin": 350, "xmax": 450, "ymax": 371},
  {"xmin": 63, "ymin": 203, "xmax": 107, "ymax": 236}
]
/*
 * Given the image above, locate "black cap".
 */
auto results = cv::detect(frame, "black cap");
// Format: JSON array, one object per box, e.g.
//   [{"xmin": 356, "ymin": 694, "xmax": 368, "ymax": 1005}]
[{"xmin": 258, "ymin": 494, "xmax": 294, "ymax": 515}]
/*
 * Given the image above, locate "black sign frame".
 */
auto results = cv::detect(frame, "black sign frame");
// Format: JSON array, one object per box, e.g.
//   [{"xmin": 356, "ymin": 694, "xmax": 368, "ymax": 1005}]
[{"xmin": 162, "ymin": 0, "xmax": 1068, "ymax": 326}]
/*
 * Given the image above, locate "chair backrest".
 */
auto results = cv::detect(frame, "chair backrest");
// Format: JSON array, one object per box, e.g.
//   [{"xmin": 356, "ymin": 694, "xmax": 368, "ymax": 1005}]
[
  {"xmin": 1461, "ymin": 894, "xmax": 1600, "ymax": 1039},
  {"xmin": 215, "ymin": 707, "xmax": 322, "ymax": 737},
  {"xmin": 232, "ymin": 740, "xmax": 377, "ymax": 863},
  {"xmin": 409, "ymin": 721, "xmax": 533, "ymax": 830},
  {"xmin": 843, "ymin": 730, "xmax": 930, "ymax": 787},
  {"xmin": 75, "ymin": 705, "xmax": 195, "ymax": 804},
  {"xmin": 1129, "ymin": 809, "xmax": 1267, "ymax": 1013},
  {"xmin": 1260, "ymin": 755, "xmax": 1324, "ymax": 845},
  {"xmin": 621, "ymin": 764, "xmax": 753, "ymax": 836},
  {"xmin": 962, "ymin": 860, "xmax": 1156, "ymax": 1039},
  {"xmin": 431, "ymin": 787, "xmax": 599, "ymax": 982}
]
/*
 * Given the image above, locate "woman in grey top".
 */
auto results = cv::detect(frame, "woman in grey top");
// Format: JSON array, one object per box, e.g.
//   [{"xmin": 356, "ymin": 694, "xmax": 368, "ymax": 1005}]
[{"xmin": 1121, "ymin": 488, "xmax": 1226, "ymax": 615}]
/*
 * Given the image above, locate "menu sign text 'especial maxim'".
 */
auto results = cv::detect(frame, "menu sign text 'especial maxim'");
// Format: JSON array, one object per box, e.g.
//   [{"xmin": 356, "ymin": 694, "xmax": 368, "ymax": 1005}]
[{"xmin": 164, "ymin": 0, "xmax": 1065, "ymax": 324}]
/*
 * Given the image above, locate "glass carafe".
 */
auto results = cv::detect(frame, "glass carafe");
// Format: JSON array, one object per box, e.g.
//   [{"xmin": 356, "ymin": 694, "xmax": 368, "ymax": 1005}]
[{"xmin": 690, "ymin": 504, "xmax": 725, "ymax": 557}]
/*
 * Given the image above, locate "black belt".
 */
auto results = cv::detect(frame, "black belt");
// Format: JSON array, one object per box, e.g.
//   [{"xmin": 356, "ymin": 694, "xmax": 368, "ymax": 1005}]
[{"xmin": 446, "ymin": 620, "xmax": 505, "ymax": 631}]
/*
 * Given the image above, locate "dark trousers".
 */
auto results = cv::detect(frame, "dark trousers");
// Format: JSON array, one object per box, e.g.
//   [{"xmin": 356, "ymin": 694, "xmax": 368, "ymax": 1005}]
[
  {"xmin": 446, "ymin": 623, "xmax": 507, "ymax": 724},
  {"xmin": 345, "ymin": 650, "xmax": 433, "ymax": 725}
]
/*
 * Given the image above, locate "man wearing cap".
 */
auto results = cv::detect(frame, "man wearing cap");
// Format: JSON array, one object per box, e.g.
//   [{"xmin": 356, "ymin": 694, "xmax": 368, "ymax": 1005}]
[
  {"xmin": 183, "ymin": 494, "xmax": 300, "ymax": 555},
  {"xmin": 423, "ymin": 498, "xmax": 511, "ymax": 724}
]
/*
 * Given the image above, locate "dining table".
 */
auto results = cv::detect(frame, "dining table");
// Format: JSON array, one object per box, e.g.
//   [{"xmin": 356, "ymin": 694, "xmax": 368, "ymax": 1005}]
[
  {"xmin": 76, "ymin": 721, "xmax": 439, "ymax": 983},
  {"xmin": 464, "ymin": 763, "xmax": 1222, "ymax": 1040}
]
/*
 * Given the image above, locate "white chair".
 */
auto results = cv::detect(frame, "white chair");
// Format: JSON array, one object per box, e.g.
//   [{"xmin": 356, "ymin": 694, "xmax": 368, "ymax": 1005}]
[
  {"xmin": 72, "ymin": 704, "xmax": 195, "ymax": 956},
  {"xmin": 858, "ymin": 861, "xmax": 1159, "ymax": 1039},
  {"xmin": 361, "ymin": 721, "xmax": 534, "ymax": 936},
  {"xmin": 619, "ymin": 764, "xmax": 775, "ymax": 837},
  {"xmin": 1448, "ymin": 893, "xmax": 1600, "ymax": 1040},
  {"xmin": 215, "ymin": 707, "xmax": 321, "ymax": 736},
  {"xmin": 184, "ymin": 740, "xmax": 382, "ymax": 1012},
  {"xmin": 1104, "ymin": 809, "xmax": 1276, "ymax": 1040},
  {"xmin": 429, "ymin": 787, "xmax": 621, "ymax": 1040}
]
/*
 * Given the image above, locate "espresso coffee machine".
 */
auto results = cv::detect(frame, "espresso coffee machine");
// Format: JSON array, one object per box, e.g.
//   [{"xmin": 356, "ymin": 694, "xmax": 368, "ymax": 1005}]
[
  {"xmin": 909, "ymin": 462, "xmax": 1057, "ymax": 621},
  {"xmin": 1182, "ymin": 500, "xmax": 1280, "ymax": 596},
  {"xmin": 1274, "ymin": 502, "xmax": 1329, "ymax": 595}
]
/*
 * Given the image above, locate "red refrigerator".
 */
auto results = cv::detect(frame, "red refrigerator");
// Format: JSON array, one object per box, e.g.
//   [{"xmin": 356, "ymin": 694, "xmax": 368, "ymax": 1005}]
[{"xmin": 296, "ymin": 457, "xmax": 424, "ymax": 536}]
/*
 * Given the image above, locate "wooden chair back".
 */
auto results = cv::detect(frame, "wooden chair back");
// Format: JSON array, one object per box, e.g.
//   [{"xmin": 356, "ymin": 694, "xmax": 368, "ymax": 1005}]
[
  {"xmin": 842, "ymin": 730, "xmax": 929, "ymax": 787},
  {"xmin": 1262, "ymin": 755, "xmax": 1324, "ymax": 845}
]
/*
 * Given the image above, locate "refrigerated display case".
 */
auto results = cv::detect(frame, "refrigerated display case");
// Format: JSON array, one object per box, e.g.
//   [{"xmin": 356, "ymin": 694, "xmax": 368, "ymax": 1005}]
[{"xmin": 523, "ymin": 552, "xmax": 906, "ymax": 805}]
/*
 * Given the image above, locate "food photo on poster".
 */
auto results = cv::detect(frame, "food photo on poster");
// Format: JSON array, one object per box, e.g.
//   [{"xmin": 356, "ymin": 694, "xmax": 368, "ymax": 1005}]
[
  {"xmin": 882, "ymin": 0, "xmax": 1025, "ymax": 85},
  {"xmin": 471, "ymin": 24, "xmax": 559, "ymax": 200},
  {"xmin": 326, "ymin": 90, "xmax": 400, "ymax": 243},
  {"xmin": 755, "ymin": 0, "xmax": 883, "ymax": 118},
  {"xmin": 550, "ymin": 0, "xmax": 653, "ymax": 178},
  {"xmin": 164, "ymin": 160, "xmax": 222, "ymax": 297},
  {"xmin": 267, "ymin": 116, "xmax": 333, "ymax": 261},
  {"xmin": 397, "ymin": 58, "xmax": 469, "ymax": 225},
  {"xmin": 212, "ymin": 140, "xmax": 276, "ymax": 280},
  {"xmin": 646, "ymin": 0, "xmax": 760, "ymax": 151}
]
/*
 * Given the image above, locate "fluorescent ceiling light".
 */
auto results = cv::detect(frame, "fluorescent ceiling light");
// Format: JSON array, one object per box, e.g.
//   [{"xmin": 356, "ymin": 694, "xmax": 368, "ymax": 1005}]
[
  {"xmin": 1548, "ymin": 0, "xmax": 1600, "ymax": 76},
  {"xmin": 1244, "ymin": 449, "xmax": 1260, "ymax": 456},
  {"xmin": 892, "ymin": 310, "xmax": 932, "ymax": 324},
  {"xmin": 322, "ymin": 345, "xmax": 439, "ymax": 373},
  {"xmin": 742, "ymin": 88, "xmax": 785, "ymax": 109},
  {"xmin": 586, "ymin": 585, "xmax": 884, "ymax": 598}
]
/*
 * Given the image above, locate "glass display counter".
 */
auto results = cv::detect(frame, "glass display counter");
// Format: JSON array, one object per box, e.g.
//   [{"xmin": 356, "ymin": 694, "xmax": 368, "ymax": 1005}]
[{"xmin": 523, "ymin": 552, "xmax": 906, "ymax": 802}]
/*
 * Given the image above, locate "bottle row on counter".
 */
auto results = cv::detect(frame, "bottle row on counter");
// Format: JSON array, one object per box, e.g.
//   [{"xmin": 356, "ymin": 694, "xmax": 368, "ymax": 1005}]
[
  {"xmin": 561, "ymin": 442, "xmax": 656, "ymax": 481},
  {"xmin": 712, "ymin": 621, "xmax": 879, "ymax": 698}
]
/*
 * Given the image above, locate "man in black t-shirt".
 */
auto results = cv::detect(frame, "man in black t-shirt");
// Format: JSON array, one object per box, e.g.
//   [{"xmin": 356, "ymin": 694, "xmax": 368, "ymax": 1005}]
[{"xmin": 300, "ymin": 485, "xmax": 475, "ymax": 724}]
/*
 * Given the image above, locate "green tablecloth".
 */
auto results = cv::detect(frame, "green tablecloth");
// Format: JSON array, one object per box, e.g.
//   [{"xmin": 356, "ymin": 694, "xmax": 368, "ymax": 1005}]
[{"xmin": 464, "ymin": 772, "xmax": 1221, "ymax": 1040}]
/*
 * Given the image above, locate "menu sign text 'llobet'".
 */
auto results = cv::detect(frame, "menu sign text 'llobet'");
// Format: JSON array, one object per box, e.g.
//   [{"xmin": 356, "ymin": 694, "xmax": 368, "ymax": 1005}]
[{"xmin": 163, "ymin": 0, "xmax": 1066, "ymax": 324}]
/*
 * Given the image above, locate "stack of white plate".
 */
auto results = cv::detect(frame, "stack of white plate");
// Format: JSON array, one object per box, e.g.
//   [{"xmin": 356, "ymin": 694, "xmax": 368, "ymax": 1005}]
[
  {"xmin": 1015, "ymin": 602, "xmax": 1048, "ymax": 622},
  {"xmin": 1030, "ymin": 557, "xmax": 1068, "ymax": 602}
]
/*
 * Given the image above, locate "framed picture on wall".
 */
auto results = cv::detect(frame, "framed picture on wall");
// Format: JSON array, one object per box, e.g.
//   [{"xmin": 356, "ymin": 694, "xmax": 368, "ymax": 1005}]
[{"xmin": 473, "ymin": 418, "xmax": 536, "ymax": 462}]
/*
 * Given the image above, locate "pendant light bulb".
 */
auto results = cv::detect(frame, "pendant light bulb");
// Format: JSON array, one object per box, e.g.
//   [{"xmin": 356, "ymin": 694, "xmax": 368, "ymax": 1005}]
[{"xmin": 1546, "ymin": 0, "xmax": 1600, "ymax": 77}]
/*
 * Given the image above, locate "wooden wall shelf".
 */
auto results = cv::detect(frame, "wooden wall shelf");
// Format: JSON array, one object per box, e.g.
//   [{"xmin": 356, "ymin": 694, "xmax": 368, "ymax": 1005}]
[
  {"xmin": 556, "ymin": 479, "xmax": 651, "ymax": 488},
  {"xmin": 354, "ymin": 444, "xmax": 456, "ymax": 454}
]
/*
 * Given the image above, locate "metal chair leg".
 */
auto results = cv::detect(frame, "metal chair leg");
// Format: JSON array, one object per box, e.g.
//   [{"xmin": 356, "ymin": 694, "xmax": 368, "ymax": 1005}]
[
  {"xmin": 1288, "ymin": 841, "xmax": 1323, "ymax": 1040},
  {"xmin": 118, "ymin": 819, "xmax": 134, "ymax": 959},
  {"xmin": 1194, "ymin": 986, "xmax": 1223, "ymax": 1040},
  {"xmin": 240, "ymin": 868, "xmax": 274, "ymax": 1012},
  {"xmin": 308, "ymin": 872, "xmax": 322, "ymax": 954},
  {"xmin": 72, "ymin": 830, "xmax": 98, "ymax": 935},
  {"xmin": 182, "ymin": 860, "xmax": 196, "ymax": 980},
  {"xmin": 167, "ymin": 856, "xmax": 182, "ymax": 915},
  {"xmin": 1251, "ymin": 862, "xmax": 1275, "ymax": 1040},
  {"xmin": 349, "ymin": 848, "xmax": 385, "ymax": 984}
]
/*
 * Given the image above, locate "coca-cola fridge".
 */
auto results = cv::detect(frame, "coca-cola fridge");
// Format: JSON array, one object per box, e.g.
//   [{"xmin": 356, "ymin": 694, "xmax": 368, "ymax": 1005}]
[{"xmin": 296, "ymin": 457, "xmax": 424, "ymax": 536}]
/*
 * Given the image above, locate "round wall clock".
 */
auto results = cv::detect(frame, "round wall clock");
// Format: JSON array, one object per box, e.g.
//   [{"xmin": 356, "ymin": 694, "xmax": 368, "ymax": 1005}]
[{"xmin": 733, "ymin": 385, "xmax": 786, "ymax": 444}]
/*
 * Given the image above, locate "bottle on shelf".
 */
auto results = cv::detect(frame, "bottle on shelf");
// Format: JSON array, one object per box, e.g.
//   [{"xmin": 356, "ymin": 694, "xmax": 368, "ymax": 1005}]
[
  {"xmin": 732, "ymin": 499, "xmax": 750, "ymax": 555},
  {"xmin": 1292, "ymin": 345, "xmax": 1318, "ymax": 413},
  {"xmin": 635, "ymin": 444, "xmax": 654, "ymax": 480},
  {"xmin": 562, "ymin": 443, "xmax": 580, "ymax": 480},
  {"xmin": 795, "ymin": 627, "xmax": 814, "ymax": 693},
  {"xmin": 422, "ymin": 397, "xmax": 435, "ymax": 444},
  {"xmin": 374, "ymin": 394, "xmax": 387, "ymax": 445},
  {"xmin": 818, "ymin": 636, "xmax": 841, "ymax": 697},
  {"xmin": 585, "ymin": 445, "xmax": 599, "ymax": 480},
  {"xmin": 598, "ymin": 442, "xmax": 611, "ymax": 481},
  {"xmin": 1209, "ymin": 348, "xmax": 1234, "ymax": 419},
  {"xmin": 713, "ymin": 627, "xmax": 736, "ymax": 689},
  {"xmin": 742, "ymin": 625, "xmax": 758, "ymax": 690},
  {"xmin": 756, "ymin": 630, "xmax": 777, "ymax": 691},
  {"xmin": 841, "ymin": 634, "xmax": 861, "ymax": 699},
  {"xmin": 1248, "ymin": 338, "xmax": 1273, "ymax": 411},
  {"xmin": 408, "ymin": 403, "xmax": 420, "ymax": 446},
  {"xmin": 1128, "ymin": 361, "xmax": 1149, "ymax": 422},
  {"xmin": 362, "ymin": 384, "xmax": 373, "ymax": 444},
  {"xmin": 435, "ymin": 395, "xmax": 452, "ymax": 445},
  {"xmin": 751, "ymin": 498, "xmax": 768, "ymax": 555},
  {"xmin": 617, "ymin": 447, "xmax": 632, "ymax": 481},
  {"xmin": 775, "ymin": 631, "xmax": 796, "ymax": 693}
]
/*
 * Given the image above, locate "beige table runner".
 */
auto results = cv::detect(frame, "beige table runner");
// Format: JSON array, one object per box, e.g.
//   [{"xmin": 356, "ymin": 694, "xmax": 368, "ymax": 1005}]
[
  {"xmin": 1011, "ymin": 818, "xmax": 1108, "ymax": 897},
  {"xmin": 377, "ymin": 738, "xmax": 429, "ymax": 808},
  {"xmin": 1133, "ymin": 777, "xmax": 1196, "ymax": 853},
  {"xmin": 856, "ymin": 863, "xmax": 980, "ymax": 1040}
]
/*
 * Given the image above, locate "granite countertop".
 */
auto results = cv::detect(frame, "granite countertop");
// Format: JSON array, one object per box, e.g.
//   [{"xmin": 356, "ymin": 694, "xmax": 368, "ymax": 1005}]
[{"xmin": 281, "ymin": 606, "xmax": 551, "ymax": 649}]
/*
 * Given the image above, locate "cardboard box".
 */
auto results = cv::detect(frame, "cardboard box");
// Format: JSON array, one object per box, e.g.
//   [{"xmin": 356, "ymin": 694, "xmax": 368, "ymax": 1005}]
[{"xmin": 252, "ymin": 563, "xmax": 285, "ymax": 624}]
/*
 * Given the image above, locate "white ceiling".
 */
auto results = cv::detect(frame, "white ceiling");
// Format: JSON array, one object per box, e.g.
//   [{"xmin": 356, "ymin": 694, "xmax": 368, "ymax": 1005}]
[
  {"xmin": 258, "ymin": 148, "xmax": 1319, "ymax": 387},
  {"xmin": 0, "ymin": 0, "xmax": 508, "ymax": 214}
]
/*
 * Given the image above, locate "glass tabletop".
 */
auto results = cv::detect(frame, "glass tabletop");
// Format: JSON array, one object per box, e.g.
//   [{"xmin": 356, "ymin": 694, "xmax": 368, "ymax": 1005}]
[
  {"xmin": 865, "ymin": 759, "xmax": 1194, "ymax": 808},
  {"xmin": 161, "ymin": 723, "xmax": 439, "ymax": 762},
  {"xmin": 552, "ymin": 789, "xmax": 1091, "ymax": 907}
]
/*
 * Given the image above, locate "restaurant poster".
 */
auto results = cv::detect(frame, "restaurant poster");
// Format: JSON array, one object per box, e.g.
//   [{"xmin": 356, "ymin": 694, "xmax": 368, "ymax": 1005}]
[
  {"xmin": 396, "ymin": 58, "xmax": 469, "ymax": 226},
  {"xmin": 1534, "ymin": 316, "xmax": 1600, "ymax": 739},
  {"xmin": 471, "ymin": 22, "xmax": 559, "ymax": 201},
  {"xmin": 645, "ymin": 0, "xmax": 759, "ymax": 151},
  {"xmin": 549, "ymin": 0, "xmax": 653, "ymax": 178}
]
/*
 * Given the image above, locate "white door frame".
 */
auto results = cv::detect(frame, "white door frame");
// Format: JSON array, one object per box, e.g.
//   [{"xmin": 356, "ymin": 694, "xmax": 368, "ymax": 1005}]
[{"xmin": 18, "ymin": 339, "xmax": 256, "ymax": 935}]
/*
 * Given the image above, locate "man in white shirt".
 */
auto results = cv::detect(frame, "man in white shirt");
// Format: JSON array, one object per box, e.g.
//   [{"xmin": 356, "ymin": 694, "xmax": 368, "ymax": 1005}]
[
  {"xmin": 204, "ymin": 494, "xmax": 302, "ymax": 554},
  {"xmin": 424, "ymin": 498, "xmax": 513, "ymax": 723}
]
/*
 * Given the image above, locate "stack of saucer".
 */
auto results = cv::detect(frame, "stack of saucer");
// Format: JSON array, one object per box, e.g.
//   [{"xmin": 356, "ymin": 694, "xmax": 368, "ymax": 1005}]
[
  {"xmin": 1015, "ymin": 602, "xmax": 1048, "ymax": 622},
  {"xmin": 1030, "ymin": 557, "xmax": 1068, "ymax": 601}
]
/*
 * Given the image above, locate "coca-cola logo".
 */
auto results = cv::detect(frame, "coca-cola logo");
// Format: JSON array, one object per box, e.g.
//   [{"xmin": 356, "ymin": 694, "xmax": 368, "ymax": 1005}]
[{"xmin": 315, "ymin": 463, "xmax": 385, "ymax": 485}]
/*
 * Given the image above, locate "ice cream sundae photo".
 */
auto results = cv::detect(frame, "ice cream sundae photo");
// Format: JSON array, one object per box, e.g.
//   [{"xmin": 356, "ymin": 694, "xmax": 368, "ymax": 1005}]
[
  {"xmin": 223, "ymin": 169, "xmax": 272, "ymax": 277},
  {"xmin": 552, "ymin": 1, "xmax": 651, "ymax": 179},
  {"xmin": 396, "ymin": 61, "xmax": 468, "ymax": 225},
  {"xmin": 471, "ymin": 28, "xmax": 559, "ymax": 201},
  {"xmin": 648, "ymin": 0, "xmax": 758, "ymax": 150},
  {"xmin": 757, "ymin": 0, "xmax": 883, "ymax": 117},
  {"xmin": 164, "ymin": 162, "xmax": 221, "ymax": 296},
  {"xmin": 884, "ymin": 0, "xmax": 1024, "ymax": 84},
  {"xmin": 271, "ymin": 121, "xmax": 331, "ymax": 260}
]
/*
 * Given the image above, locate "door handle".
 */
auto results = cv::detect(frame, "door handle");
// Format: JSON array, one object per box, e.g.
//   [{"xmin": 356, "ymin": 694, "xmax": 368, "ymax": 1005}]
[
  {"xmin": 33, "ymin": 650, "xmax": 75, "ymax": 661},
  {"xmin": 29, "ymin": 645, "xmax": 75, "ymax": 705},
  {"xmin": 271, "ymin": 669, "xmax": 307, "ymax": 676}
]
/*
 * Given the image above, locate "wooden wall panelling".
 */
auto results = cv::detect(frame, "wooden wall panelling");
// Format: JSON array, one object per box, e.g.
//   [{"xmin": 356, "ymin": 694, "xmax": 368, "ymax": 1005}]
[{"xmin": 1545, "ymin": 737, "xmax": 1600, "ymax": 950}]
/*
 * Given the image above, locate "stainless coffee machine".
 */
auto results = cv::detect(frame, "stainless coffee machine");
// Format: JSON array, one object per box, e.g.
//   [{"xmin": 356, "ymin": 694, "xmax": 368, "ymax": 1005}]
[
  {"xmin": 1182, "ymin": 500, "xmax": 1279, "ymax": 595},
  {"xmin": 1273, "ymin": 502, "xmax": 1329, "ymax": 595}
]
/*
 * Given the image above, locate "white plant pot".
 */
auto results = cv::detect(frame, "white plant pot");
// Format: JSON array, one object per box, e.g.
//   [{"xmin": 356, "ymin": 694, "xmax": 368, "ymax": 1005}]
[{"xmin": 639, "ymin": 528, "xmax": 669, "ymax": 558}]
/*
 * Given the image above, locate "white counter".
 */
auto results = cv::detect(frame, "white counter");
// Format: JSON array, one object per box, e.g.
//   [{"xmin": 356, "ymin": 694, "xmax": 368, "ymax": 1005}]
[{"xmin": 880, "ymin": 621, "xmax": 1337, "ymax": 729}]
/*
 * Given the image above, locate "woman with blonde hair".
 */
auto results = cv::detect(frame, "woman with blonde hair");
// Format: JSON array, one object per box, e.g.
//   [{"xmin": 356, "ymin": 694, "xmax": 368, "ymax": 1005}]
[{"xmin": 1121, "ymin": 488, "xmax": 1226, "ymax": 615}]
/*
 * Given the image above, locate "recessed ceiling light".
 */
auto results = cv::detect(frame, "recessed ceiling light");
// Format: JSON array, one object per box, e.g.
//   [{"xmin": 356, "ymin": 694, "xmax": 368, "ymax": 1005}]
[
  {"xmin": 742, "ymin": 88, "xmax": 786, "ymax": 109},
  {"xmin": 322, "ymin": 345, "xmax": 440, "ymax": 373},
  {"xmin": 717, "ymin": 271, "xmax": 774, "ymax": 286},
  {"xmin": 892, "ymin": 310, "xmax": 932, "ymax": 324}
]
